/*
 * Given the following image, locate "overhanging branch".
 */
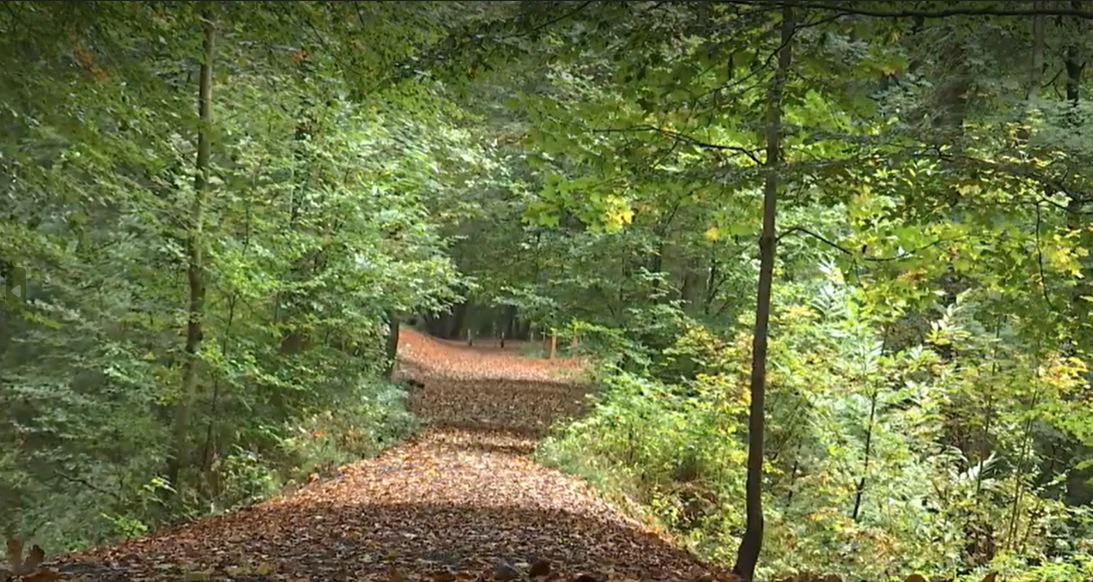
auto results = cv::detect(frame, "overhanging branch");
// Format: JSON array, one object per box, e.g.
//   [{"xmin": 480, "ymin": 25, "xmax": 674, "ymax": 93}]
[
  {"xmin": 589, "ymin": 124, "xmax": 763, "ymax": 163},
  {"xmin": 725, "ymin": 1, "xmax": 1093, "ymax": 20},
  {"xmin": 780, "ymin": 225, "xmax": 952, "ymax": 262}
]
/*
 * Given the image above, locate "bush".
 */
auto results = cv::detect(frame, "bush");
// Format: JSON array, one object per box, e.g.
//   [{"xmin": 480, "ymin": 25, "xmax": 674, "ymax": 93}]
[
  {"xmin": 539, "ymin": 274, "xmax": 1093, "ymax": 580},
  {"xmin": 273, "ymin": 379, "xmax": 419, "ymax": 485}
]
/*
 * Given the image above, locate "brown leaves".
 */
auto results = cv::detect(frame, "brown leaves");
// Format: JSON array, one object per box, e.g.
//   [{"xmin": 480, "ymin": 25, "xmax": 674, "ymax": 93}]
[
  {"xmin": 397, "ymin": 330, "xmax": 591, "ymax": 438},
  {"xmin": 4, "ymin": 539, "xmax": 19, "ymax": 575},
  {"xmin": 3, "ymin": 539, "xmax": 59, "ymax": 582},
  {"xmin": 49, "ymin": 335, "xmax": 726, "ymax": 582},
  {"xmin": 529, "ymin": 559, "xmax": 552, "ymax": 579},
  {"xmin": 396, "ymin": 330, "xmax": 588, "ymax": 386}
]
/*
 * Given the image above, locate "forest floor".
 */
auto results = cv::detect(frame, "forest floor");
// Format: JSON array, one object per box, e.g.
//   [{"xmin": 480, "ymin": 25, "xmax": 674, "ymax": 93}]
[{"xmin": 47, "ymin": 330, "xmax": 731, "ymax": 582}]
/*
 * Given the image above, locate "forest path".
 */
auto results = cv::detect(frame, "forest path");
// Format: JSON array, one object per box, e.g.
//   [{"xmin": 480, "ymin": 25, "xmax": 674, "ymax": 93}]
[{"xmin": 55, "ymin": 331, "xmax": 727, "ymax": 582}]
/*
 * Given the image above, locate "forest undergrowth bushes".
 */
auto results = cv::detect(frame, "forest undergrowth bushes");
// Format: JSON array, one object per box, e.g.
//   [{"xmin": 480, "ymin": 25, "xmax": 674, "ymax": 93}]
[
  {"xmin": 537, "ymin": 267, "xmax": 1093, "ymax": 582},
  {"xmin": 2, "ymin": 372, "xmax": 419, "ymax": 552},
  {"xmin": 0, "ymin": 2, "xmax": 482, "ymax": 552}
]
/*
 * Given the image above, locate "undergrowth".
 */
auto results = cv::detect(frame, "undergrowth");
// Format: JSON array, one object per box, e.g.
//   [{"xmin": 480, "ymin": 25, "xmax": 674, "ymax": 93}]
[
  {"xmin": 536, "ymin": 277, "xmax": 1093, "ymax": 582},
  {"xmin": 3, "ymin": 377, "xmax": 419, "ymax": 552}
]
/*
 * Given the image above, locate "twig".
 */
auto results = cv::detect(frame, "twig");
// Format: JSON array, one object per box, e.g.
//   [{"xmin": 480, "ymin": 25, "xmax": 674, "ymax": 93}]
[
  {"xmin": 512, "ymin": 1, "xmax": 593, "ymax": 39},
  {"xmin": 780, "ymin": 225, "xmax": 952, "ymax": 262},
  {"xmin": 1042, "ymin": 66, "xmax": 1065, "ymax": 90},
  {"xmin": 588, "ymin": 124, "xmax": 763, "ymax": 163},
  {"xmin": 1034, "ymin": 202, "xmax": 1057, "ymax": 312},
  {"xmin": 54, "ymin": 469, "xmax": 126, "ymax": 502}
]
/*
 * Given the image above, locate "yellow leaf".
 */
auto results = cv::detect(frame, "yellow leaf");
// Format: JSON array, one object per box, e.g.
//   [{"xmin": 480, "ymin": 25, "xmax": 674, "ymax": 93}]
[
  {"xmin": 704, "ymin": 227, "xmax": 720, "ymax": 241},
  {"xmin": 956, "ymin": 183, "xmax": 981, "ymax": 196}
]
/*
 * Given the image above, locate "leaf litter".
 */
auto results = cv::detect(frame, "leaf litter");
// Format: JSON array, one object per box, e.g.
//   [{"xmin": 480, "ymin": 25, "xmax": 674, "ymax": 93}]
[{"xmin": 48, "ymin": 330, "xmax": 732, "ymax": 582}]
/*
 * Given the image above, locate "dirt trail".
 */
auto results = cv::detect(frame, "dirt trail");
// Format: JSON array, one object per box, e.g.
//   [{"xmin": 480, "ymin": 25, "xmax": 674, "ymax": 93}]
[{"xmin": 54, "ymin": 331, "xmax": 727, "ymax": 582}]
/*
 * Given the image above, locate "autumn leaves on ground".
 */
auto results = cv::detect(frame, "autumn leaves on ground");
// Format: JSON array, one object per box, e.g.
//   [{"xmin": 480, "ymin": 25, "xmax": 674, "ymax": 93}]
[{"xmin": 24, "ymin": 331, "xmax": 728, "ymax": 582}]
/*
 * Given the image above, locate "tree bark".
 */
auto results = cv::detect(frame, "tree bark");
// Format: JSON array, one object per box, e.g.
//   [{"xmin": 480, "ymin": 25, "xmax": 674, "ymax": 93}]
[
  {"xmin": 168, "ymin": 10, "xmax": 215, "ymax": 487},
  {"xmin": 851, "ymin": 383, "xmax": 880, "ymax": 522},
  {"xmin": 734, "ymin": 5, "xmax": 792, "ymax": 581},
  {"xmin": 503, "ymin": 304, "xmax": 518, "ymax": 339},
  {"xmin": 449, "ymin": 301, "xmax": 468, "ymax": 339},
  {"xmin": 384, "ymin": 311, "xmax": 400, "ymax": 378},
  {"xmin": 1029, "ymin": 2, "xmax": 1045, "ymax": 102},
  {"xmin": 679, "ymin": 259, "xmax": 699, "ymax": 306},
  {"xmin": 1063, "ymin": 6, "xmax": 1090, "ymax": 342}
]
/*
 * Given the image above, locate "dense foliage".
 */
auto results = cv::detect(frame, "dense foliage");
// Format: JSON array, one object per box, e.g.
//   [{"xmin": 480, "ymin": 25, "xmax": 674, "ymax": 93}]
[
  {"xmin": 0, "ymin": 1, "xmax": 486, "ymax": 550},
  {"xmin": 4, "ymin": 2, "xmax": 1093, "ymax": 581}
]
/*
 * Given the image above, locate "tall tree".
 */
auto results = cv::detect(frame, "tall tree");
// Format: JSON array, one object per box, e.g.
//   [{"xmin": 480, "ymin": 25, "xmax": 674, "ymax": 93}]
[
  {"xmin": 735, "ymin": 5, "xmax": 793, "ymax": 580},
  {"xmin": 168, "ymin": 7, "xmax": 216, "ymax": 489}
]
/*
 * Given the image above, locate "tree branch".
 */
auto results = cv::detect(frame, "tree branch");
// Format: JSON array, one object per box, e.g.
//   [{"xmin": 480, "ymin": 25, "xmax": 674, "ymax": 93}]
[
  {"xmin": 726, "ymin": 1, "xmax": 1093, "ymax": 21},
  {"xmin": 1034, "ymin": 202, "xmax": 1058, "ymax": 312},
  {"xmin": 589, "ymin": 124, "xmax": 763, "ymax": 163},
  {"xmin": 512, "ymin": 1, "xmax": 594, "ymax": 39},
  {"xmin": 921, "ymin": 151, "xmax": 1093, "ymax": 214},
  {"xmin": 780, "ymin": 226, "xmax": 952, "ymax": 262},
  {"xmin": 54, "ymin": 469, "xmax": 126, "ymax": 502}
]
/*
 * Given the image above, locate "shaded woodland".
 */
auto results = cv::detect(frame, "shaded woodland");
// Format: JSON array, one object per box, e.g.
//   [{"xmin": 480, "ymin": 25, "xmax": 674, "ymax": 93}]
[{"xmin": 3, "ymin": 2, "xmax": 1093, "ymax": 581}]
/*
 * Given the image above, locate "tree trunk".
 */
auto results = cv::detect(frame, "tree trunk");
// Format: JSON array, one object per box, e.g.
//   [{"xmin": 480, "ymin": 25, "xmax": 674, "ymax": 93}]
[
  {"xmin": 1029, "ymin": 2, "xmax": 1045, "ymax": 103},
  {"xmin": 734, "ymin": 5, "xmax": 792, "ymax": 581},
  {"xmin": 851, "ymin": 383, "xmax": 880, "ymax": 522},
  {"xmin": 704, "ymin": 259, "xmax": 720, "ymax": 315},
  {"xmin": 1063, "ymin": 8, "xmax": 1090, "ymax": 343},
  {"xmin": 448, "ymin": 301, "xmax": 468, "ymax": 339},
  {"xmin": 168, "ymin": 11, "xmax": 215, "ymax": 487},
  {"xmin": 503, "ymin": 304, "xmax": 518, "ymax": 339},
  {"xmin": 384, "ymin": 311, "xmax": 399, "ymax": 378},
  {"xmin": 680, "ymin": 259, "xmax": 699, "ymax": 307}
]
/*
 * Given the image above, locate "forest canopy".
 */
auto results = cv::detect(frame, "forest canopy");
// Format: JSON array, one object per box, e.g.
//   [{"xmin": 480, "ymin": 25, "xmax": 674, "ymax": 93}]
[{"xmin": 2, "ymin": 2, "xmax": 1093, "ymax": 581}]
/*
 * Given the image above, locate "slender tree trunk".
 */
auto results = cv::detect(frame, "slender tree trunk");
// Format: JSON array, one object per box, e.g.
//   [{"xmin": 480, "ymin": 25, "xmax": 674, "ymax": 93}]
[
  {"xmin": 1029, "ymin": 2, "xmax": 1045, "ymax": 103},
  {"xmin": 503, "ymin": 304, "xmax": 517, "ymax": 340},
  {"xmin": 851, "ymin": 385, "xmax": 880, "ymax": 521},
  {"xmin": 704, "ymin": 259, "xmax": 719, "ymax": 315},
  {"xmin": 1063, "ymin": 9, "xmax": 1090, "ymax": 344},
  {"xmin": 449, "ymin": 301, "xmax": 468, "ymax": 339},
  {"xmin": 679, "ymin": 260, "xmax": 699, "ymax": 306},
  {"xmin": 852, "ymin": 329, "xmax": 889, "ymax": 522},
  {"xmin": 734, "ymin": 6, "xmax": 792, "ymax": 581},
  {"xmin": 384, "ymin": 311, "xmax": 400, "ymax": 378},
  {"xmin": 168, "ymin": 11, "xmax": 215, "ymax": 487}
]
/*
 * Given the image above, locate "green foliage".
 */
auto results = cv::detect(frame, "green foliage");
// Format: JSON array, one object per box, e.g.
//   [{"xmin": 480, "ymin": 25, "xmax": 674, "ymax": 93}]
[
  {"xmin": 541, "ymin": 273, "xmax": 1093, "ymax": 580},
  {"xmin": 273, "ymin": 380, "xmax": 419, "ymax": 484},
  {"xmin": 5, "ymin": 2, "xmax": 1093, "ymax": 579},
  {"xmin": 0, "ymin": 1, "xmax": 489, "ymax": 551},
  {"xmin": 500, "ymin": 2, "xmax": 1093, "ymax": 579}
]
